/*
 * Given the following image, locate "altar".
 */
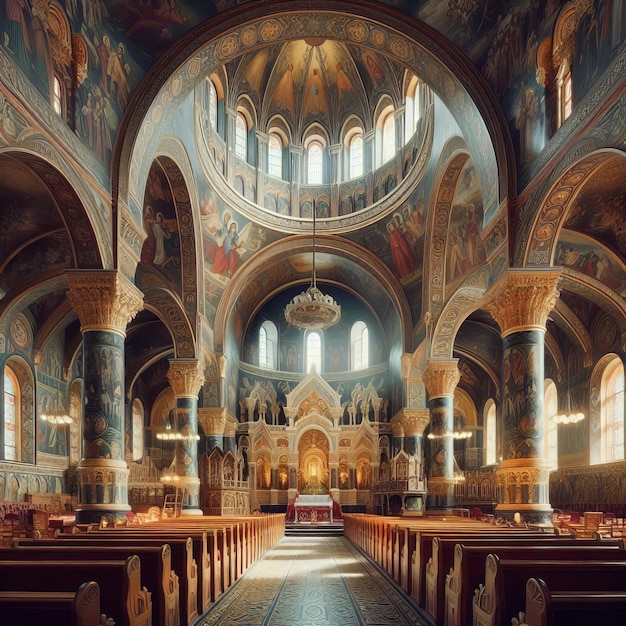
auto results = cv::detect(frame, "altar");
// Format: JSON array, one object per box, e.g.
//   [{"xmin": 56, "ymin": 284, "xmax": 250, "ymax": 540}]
[{"xmin": 294, "ymin": 494, "xmax": 333, "ymax": 523}]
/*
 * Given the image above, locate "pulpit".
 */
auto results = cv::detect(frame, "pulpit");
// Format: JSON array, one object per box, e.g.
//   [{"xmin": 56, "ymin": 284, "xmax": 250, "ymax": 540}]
[{"xmin": 294, "ymin": 494, "xmax": 333, "ymax": 523}]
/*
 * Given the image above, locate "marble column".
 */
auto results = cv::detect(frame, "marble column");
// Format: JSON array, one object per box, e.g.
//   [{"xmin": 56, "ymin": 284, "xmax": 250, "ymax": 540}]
[
  {"xmin": 488, "ymin": 270, "xmax": 560, "ymax": 525},
  {"xmin": 423, "ymin": 359, "xmax": 460, "ymax": 510},
  {"xmin": 167, "ymin": 359, "xmax": 204, "ymax": 515},
  {"xmin": 67, "ymin": 271, "xmax": 143, "ymax": 524}
]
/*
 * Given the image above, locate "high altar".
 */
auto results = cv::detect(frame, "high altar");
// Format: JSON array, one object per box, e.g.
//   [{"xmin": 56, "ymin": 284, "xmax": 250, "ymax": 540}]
[{"xmin": 294, "ymin": 494, "xmax": 334, "ymax": 523}]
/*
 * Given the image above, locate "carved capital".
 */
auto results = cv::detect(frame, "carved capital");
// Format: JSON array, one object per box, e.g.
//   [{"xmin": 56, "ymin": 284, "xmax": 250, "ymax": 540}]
[
  {"xmin": 167, "ymin": 359, "xmax": 204, "ymax": 397},
  {"xmin": 198, "ymin": 407, "xmax": 237, "ymax": 436},
  {"xmin": 390, "ymin": 408, "xmax": 430, "ymax": 437},
  {"xmin": 67, "ymin": 271, "xmax": 143, "ymax": 333},
  {"xmin": 488, "ymin": 270, "xmax": 560, "ymax": 336},
  {"xmin": 423, "ymin": 359, "xmax": 460, "ymax": 398}
]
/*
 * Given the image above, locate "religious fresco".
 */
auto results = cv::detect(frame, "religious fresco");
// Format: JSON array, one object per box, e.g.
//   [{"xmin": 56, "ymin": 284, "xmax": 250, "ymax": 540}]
[
  {"xmin": 556, "ymin": 230, "xmax": 626, "ymax": 296},
  {"xmin": 140, "ymin": 163, "xmax": 182, "ymax": 288},
  {"xmin": 446, "ymin": 159, "xmax": 486, "ymax": 288}
]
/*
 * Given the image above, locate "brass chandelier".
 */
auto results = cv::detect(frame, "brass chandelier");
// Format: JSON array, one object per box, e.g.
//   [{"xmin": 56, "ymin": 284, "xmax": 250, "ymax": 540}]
[{"xmin": 284, "ymin": 201, "xmax": 341, "ymax": 330}]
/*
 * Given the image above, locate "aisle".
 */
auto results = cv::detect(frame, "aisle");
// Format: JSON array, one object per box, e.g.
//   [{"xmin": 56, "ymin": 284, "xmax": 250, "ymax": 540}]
[{"xmin": 199, "ymin": 535, "xmax": 434, "ymax": 626}]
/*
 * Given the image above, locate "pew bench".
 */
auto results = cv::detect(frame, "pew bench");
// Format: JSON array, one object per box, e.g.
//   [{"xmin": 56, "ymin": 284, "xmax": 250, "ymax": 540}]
[
  {"xmin": 0, "ymin": 580, "xmax": 103, "ymax": 626},
  {"xmin": 445, "ymin": 542, "xmax": 626, "ymax": 626},
  {"xmin": 519, "ymin": 577, "xmax": 626, "ymax": 626},
  {"xmin": 0, "ymin": 556, "xmax": 151, "ymax": 626},
  {"xmin": 473, "ymin": 554, "xmax": 626, "ymax": 626},
  {"xmin": 0, "ymin": 543, "xmax": 178, "ymax": 626}
]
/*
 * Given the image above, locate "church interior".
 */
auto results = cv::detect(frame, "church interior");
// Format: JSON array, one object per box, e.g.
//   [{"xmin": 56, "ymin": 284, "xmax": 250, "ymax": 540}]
[{"xmin": 1, "ymin": 0, "xmax": 626, "ymax": 623}]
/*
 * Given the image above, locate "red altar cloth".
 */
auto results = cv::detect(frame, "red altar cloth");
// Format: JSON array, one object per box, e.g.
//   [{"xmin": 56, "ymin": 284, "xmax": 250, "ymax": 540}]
[{"xmin": 295, "ymin": 506, "xmax": 332, "ymax": 523}]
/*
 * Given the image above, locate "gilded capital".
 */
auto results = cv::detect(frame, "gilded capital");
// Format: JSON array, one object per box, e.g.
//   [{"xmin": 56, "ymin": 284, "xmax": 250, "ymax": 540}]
[
  {"xmin": 423, "ymin": 359, "xmax": 460, "ymax": 398},
  {"xmin": 67, "ymin": 271, "xmax": 143, "ymax": 333},
  {"xmin": 198, "ymin": 407, "xmax": 237, "ymax": 436},
  {"xmin": 167, "ymin": 359, "xmax": 204, "ymax": 397},
  {"xmin": 488, "ymin": 270, "xmax": 560, "ymax": 336},
  {"xmin": 390, "ymin": 408, "xmax": 430, "ymax": 437}
]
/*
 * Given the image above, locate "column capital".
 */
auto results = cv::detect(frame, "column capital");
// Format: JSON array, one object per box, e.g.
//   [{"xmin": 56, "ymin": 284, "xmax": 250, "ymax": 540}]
[
  {"xmin": 198, "ymin": 407, "xmax": 237, "ymax": 436},
  {"xmin": 488, "ymin": 269, "xmax": 560, "ymax": 337},
  {"xmin": 423, "ymin": 359, "xmax": 460, "ymax": 398},
  {"xmin": 390, "ymin": 408, "xmax": 430, "ymax": 437},
  {"xmin": 67, "ymin": 271, "xmax": 143, "ymax": 334},
  {"xmin": 167, "ymin": 359, "xmax": 204, "ymax": 397}
]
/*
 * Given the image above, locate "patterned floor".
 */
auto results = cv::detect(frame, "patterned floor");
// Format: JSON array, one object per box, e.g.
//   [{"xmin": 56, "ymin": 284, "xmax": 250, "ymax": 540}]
[{"xmin": 198, "ymin": 535, "xmax": 434, "ymax": 626}]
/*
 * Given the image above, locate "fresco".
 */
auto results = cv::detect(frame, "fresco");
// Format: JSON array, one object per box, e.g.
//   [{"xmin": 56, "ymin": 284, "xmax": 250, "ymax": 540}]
[{"xmin": 446, "ymin": 159, "xmax": 485, "ymax": 288}]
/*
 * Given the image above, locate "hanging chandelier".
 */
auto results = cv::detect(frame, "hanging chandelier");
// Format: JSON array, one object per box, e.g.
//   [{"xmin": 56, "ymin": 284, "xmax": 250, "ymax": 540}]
[
  {"xmin": 552, "ymin": 362, "xmax": 585, "ymax": 425},
  {"xmin": 41, "ymin": 393, "xmax": 72, "ymax": 425},
  {"xmin": 284, "ymin": 201, "xmax": 341, "ymax": 330}
]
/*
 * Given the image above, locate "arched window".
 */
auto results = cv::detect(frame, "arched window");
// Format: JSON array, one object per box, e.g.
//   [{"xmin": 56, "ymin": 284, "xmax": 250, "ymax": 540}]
[
  {"xmin": 235, "ymin": 112, "xmax": 248, "ymax": 161},
  {"xmin": 601, "ymin": 358, "xmax": 625, "ymax": 463},
  {"xmin": 307, "ymin": 141, "xmax": 323, "ymax": 184},
  {"xmin": 3, "ymin": 367, "xmax": 20, "ymax": 461},
  {"xmin": 268, "ymin": 133, "xmax": 282, "ymax": 178},
  {"xmin": 381, "ymin": 110, "xmax": 396, "ymax": 164},
  {"xmin": 349, "ymin": 133, "xmax": 363, "ymax": 178},
  {"xmin": 208, "ymin": 80, "xmax": 218, "ymax": 129},
  {"xmin": 259, "ymin": 321, "xmax": 278, "ymax": 370},
  {"xmin": 132, "ymin": 399, "xmax": 144, "ymax": 462},
  {"xmin": 52, "ymin": 75, "xmax": 63, "ymax": 116},
  {"xmin": 484, "ymin": 399, "xmax": 496, "ymax": 466},
  {"xmin": 544, "ymin": 379, "xmax": 558, "ymax": 469},
  {"xmin": 351, "ymin": 321, "xmax": 368, "ymax": 370},
  {"xmin": 306, "ymin": 331, "xmax": 322, "ymax": 374}
]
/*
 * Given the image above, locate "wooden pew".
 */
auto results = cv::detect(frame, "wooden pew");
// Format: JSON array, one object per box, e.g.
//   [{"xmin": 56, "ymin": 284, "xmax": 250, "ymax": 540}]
[
  {"xmin": 473, "ymin": 553, "xmax": 626, "ymax": 626},
  {"xmin": 0, "ymin": 544, "xmax": 178, "ymax": 626},
  {"xmin": 0, "ymin": 580, "xmax": 102, "ymax": 626},
  {"xmin": 0, "ymin": 556, "xmax": 152, "ymax": 626},
  {"xmin": 18, "ymin": 534, "xmax": 197, "ymax": 626},
  {"xmin": 445, "ymin": 542, "xmax": 626, "ymax": 626},
  {"xmin": 519, "ymin": 577, "xmax": 626, "ymax": 626}
]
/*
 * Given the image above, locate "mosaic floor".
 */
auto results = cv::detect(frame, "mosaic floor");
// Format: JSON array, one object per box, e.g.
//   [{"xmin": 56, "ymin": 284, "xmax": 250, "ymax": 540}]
[{"xmin": 199, "ymin": 535, "xmax": 434, "ymax": 626}]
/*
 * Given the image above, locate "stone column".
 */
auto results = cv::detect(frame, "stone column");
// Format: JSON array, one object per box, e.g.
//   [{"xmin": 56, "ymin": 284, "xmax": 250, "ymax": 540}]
[
  {"xmin": 167, "ymin": 359, "xmax": 204, "ymax": 515},
  {"xmin": 363, "ymin": 128, "xmax": 375, "ymax": 206},
  {"xmin": 67, "ymin": 271, "xmax": 143, "ymax": 524},
  {"xmin": 423, "ymin": 359, "xmax": 460, "ymax": 510},
  {"xmin": 256, "ymin": 131, "xmax": 268, "ymax": 206},
  {"xmin": 290, "ymin": 144, "xmax": 303, "ymax": 216},
  {"xmin": 488, "ymin": 270, "xmax": 560, "ymax": 525}
]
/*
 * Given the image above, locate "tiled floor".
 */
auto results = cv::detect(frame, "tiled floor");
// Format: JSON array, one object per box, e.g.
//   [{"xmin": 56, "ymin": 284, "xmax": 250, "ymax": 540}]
[{"xmin": 199, "ymin": 535, "xmax": 434, "ymax": 626}]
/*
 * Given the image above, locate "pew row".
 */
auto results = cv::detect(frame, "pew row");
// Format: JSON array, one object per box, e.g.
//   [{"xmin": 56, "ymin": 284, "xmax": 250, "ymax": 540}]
[
  {"xmin": 0, "ymin": 544, "xmax": 178, "ymax": 626},
  {"xmin": 472, "ymin": 553, "xmax": 626, "ymax": 626},
  {"xmin": 0, "ymin": 580, "xmax": 103, "ymax": 626},
  {"xmin": 519, "ymin": 577, "xmax": 626, "ymax": 626},
  {"xmin": 429, "ymin": 536, "xmax": 622, "ymax": 625},
  {"xmin": 0, "ymin": 556, "xmax": 152, "ymax": 626}
]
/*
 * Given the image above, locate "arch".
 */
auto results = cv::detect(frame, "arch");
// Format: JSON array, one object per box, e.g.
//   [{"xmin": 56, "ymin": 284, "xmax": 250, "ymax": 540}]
[
  {"xmin": 2, "ymin": 355, "xmax": 35, "ymax": 464},
  {"xmin": 114, "ymin": 1, "xmax": 508, "ymax": 226}
]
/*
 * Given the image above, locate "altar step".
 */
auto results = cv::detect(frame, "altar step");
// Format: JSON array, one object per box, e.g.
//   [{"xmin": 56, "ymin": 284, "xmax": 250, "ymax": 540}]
[{"xmin": 285, "ymin": 522, "xmax": 344, "ymax": 537}]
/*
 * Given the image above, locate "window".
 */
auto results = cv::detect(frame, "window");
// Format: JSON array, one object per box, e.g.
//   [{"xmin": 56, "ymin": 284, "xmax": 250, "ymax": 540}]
[
  {"xmin": 559, "ymin": 71, "xmax": 572, "ymax": 126},
  {"xmin": 351, "ymin": 321, "xmax": 368, "ymax": 370},
  {"xmin": 259, "ymin": 321, "xmax": 278, "ymax": 370},
  {"xmin": 601, "ymin": 358, "xmax": 624, "ymax": 463},
  {"xmin": 4, "ymin": 367, "xmax": 20, "ymax": 461},
  {"xmin": 349, "ymin": 134, "xmax": 363, "ymax": 178},
  {"xmin": 306, "ymin": 331, "xmax": 322, "ymax": 374},
  {"xmin": 132, "ymin": 399, "xmax": 144, "ymax": 462},
  {"xmin": 268, "ymin": 133, "xmax": 282, "ymax": 178},
  {"xmin": 484, "ymin": 400, "xmax": 496, "ymax": 466},
  {"xmin": 208, "ymin": 80, "xmax": 217, "ymax": 129},
  {"xmin": 544, "ymin": 380, "xmax": 558, "ymax": 469},
  {"xmin": 235, "ymin": 112, "xmax": 247, "ymax": 161},
  {"xmin": 307, "ymin": 141, "xmax": 323, "ymax": 184},
  {"xmin": 382, "ymin": 111, "xmax": 395, "ymax": 164},
  {"xmin": 53, "ymin": 75, "xmax": 63, "ymax": 116}
]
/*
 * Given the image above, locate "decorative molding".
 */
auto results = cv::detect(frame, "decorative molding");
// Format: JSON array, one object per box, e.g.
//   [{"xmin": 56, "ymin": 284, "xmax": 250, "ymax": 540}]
[
  {"xmin": 423, "ymin": 359, "xmax": 460, "ymax": 398},
  {"xmin": 167, "ymin": 359, "xmax": 204, "ymax": 397},
  {"xmin": 390, "ymin": 409, "xmax": 430, "ymax": 437}
]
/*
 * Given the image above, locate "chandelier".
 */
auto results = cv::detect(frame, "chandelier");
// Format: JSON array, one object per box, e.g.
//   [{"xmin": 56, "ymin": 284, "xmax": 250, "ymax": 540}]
[
  {"xmin": 552, "ymin": 362, "xmax": 585, "ymax": 425},
  {"xmin": 284, "ymin": 201, "xmax": 341, "ymax": 330},
  {"xmin": 41, "ymin": 393, "xmax": 72, "ymax": 425}
]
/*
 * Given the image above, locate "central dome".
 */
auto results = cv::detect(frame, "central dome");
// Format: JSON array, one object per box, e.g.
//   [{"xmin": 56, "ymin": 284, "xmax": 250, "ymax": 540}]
[{"xmin": 196, "ymin": 37, "xmax": 433, "ymax": 233}]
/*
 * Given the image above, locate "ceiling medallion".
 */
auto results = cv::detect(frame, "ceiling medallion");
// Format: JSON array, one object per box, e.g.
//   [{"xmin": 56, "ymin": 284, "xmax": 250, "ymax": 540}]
[{"xmin": 284, "ymin": 202, "xmax": 341, "ymax": 331}]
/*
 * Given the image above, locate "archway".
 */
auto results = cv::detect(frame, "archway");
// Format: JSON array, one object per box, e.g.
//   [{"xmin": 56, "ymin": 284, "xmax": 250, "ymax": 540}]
[{"xmin": 298, "ymin": 429, "xmax": 329, "ymax": 495}]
